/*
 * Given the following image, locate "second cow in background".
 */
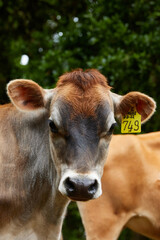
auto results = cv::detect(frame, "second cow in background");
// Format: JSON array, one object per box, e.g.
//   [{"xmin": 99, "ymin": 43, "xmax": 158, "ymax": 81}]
[{"xmin": 78, "ymin": 132, "xmax": 160, "ymax": 240}]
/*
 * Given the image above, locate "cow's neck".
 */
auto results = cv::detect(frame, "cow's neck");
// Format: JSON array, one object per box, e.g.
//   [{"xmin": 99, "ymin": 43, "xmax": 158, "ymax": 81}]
[{"xmin": 0, "ymin": 104, "xmax": 69, "ymax": 230}]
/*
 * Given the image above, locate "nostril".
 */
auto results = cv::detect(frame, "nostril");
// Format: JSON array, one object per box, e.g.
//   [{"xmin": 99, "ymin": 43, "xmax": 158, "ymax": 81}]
[
  {"xmin": 88, "ymin": 179, "xmax": 98, "ymax": 195},
  {"xmin": 62, "ymin": 176, "xmax": 99, "ymax": 200},
  {"xmin": 64, "ymin": 177, "xmax": 75, "ymax": 193}
]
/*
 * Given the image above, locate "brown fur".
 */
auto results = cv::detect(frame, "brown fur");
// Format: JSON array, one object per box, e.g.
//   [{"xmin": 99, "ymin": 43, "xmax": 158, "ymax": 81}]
[
  {"xmin": 0, "ymin": 103, "xmax": 52, "ymax": 226},
  {"xmin": 0, "ymin": 101, "xmax": 68, "ymax": 239},
  {"xmin": 57, "ymin": 69, "xmax": 111, "ymax": 91},
  {"xmin": 8, "ymin": 80, "xmax": 45, "ymax": 110},
  {"xmin": 78, "ymin": 132, "xmax": 160, "ymax": 240},
  {"xmin": 117, "ymin": 92, "xmax": 155, "ymax": 122},
  {"xmin": 56, "ymin": 69, "xmax": 111, "ymax": 117}
]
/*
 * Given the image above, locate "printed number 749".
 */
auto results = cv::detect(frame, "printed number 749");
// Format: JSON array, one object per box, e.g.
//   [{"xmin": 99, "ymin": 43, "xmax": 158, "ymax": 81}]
[{"xmin": 123, "ymin": 120, "xmax": 139, "ymax": 132}]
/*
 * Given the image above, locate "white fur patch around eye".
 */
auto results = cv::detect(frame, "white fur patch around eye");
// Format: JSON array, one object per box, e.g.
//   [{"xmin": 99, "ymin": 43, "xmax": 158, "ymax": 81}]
[
  {"xmin": 106, "ymin": 111, "xmax": 116, "ymax": 130},
  {"xmin": 50, "ymin": 104, "xmax": 62, "ymax": 127}
]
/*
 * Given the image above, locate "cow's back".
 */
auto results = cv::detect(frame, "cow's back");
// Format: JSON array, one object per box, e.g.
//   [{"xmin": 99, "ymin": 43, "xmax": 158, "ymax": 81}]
[{"xmin": 106, "ymin": 132, "xmax": 160, "ymax": 195}]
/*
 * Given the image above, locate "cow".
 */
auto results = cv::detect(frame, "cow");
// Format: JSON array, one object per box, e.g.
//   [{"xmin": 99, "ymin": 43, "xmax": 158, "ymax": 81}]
[
  {"xmin": 0, "ymin": 68, "xmax": 155, "ymax": 240},
  {"xmin": 78, "ymin": 132, "xmax": 160, "ymax": 240}
]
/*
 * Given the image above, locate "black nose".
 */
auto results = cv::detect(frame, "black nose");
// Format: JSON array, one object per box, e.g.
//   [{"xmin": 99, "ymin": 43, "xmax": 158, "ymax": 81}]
[{"xmin": 64, "ymin": 177, "xmax": 98, "ymax": 201}]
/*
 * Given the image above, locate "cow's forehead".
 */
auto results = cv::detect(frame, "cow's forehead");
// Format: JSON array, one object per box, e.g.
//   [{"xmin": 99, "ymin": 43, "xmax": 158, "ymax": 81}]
[
  {"xmin": 56, "ymin": 69, "xmax": 111, "ymax": 91},
  {"xmin": 52, "ymin": 84, "xmax": 111, "ymax": 116},
  {"xmin": 55, "ymin": 69, "xmax": 112, "ymax": 113},
  {"xmin": 50, "ymin": 69, "xmax": 113, "ymax": 125},
  {"xmin": 50, "ymin": 87, "xmax": 114, "ymax": 133}
]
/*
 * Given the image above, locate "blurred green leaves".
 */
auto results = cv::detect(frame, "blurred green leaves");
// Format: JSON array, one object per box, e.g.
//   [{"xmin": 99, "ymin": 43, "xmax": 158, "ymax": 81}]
[{"xmin": 63, "ymin": 203, "xmax": 85, "ymax": 240}]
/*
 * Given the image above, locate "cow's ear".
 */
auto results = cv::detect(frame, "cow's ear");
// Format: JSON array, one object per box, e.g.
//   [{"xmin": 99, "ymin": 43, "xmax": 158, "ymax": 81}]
[
  {"xmin": 7, "ymin": 79, "xmax": 53, "ymax": 112},
  {"xmin": 110, "ymin": 91, "xmax": 156, "ymax": 123}
]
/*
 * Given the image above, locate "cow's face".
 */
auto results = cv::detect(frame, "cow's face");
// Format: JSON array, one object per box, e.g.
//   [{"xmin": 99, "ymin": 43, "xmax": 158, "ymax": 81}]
[
  {"xmin": 49, "ymin": 75, "xmax": 116, "ymax": 201},
  {"xmin": 7, "ymin": 69, "xmax": 156, "ymax": 201}
]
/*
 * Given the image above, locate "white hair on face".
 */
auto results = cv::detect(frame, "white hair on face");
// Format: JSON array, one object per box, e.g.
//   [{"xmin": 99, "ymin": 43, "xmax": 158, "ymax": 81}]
[
  {"xmin": 49, "ymin": 103, "xmax": 62, "ymax": 127},
  {"xmin": 106, "ymin": 111, "xmax": 116, "ymax": 130},
  {"xmin": 58, "ymin": 168, "xmax": 102, "ymax": 199},
  {"xmin": 44, "ymin": 89, "xmax": 55, "ymax": 103}
]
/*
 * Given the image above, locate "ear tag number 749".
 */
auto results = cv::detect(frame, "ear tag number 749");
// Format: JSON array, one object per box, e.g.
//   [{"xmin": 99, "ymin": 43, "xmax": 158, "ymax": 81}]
[{"xmin": 121, "ymin": 106, "xmax": 141, "ymax": 134}]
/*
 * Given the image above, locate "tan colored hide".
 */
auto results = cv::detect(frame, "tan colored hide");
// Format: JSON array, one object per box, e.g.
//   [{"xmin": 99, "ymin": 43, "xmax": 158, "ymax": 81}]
[{"xmin": 78, "ymin": 132, "xmax": 160, "ymax": 240}]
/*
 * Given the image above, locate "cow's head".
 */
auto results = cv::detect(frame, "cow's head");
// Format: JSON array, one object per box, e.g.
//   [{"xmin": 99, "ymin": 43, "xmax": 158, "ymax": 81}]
[{"xmin": 7, "ymin": 69, "xmax": 156, "ymax": 201}]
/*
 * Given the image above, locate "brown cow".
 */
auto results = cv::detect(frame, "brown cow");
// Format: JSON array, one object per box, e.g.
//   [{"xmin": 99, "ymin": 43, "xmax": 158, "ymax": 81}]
[
  {"xmin": 78, "ymin": 132, "xmax": 160, "ymax": 240},
  {"xmin": 0, "ymin": 69, "xmax": 155, "ymax": 239}
]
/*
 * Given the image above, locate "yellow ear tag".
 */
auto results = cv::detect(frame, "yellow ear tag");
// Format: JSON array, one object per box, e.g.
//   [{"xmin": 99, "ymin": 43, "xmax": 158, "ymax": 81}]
[{"xmin": 121, "ymin": 106, "xmax": 141, "ymax": 133}]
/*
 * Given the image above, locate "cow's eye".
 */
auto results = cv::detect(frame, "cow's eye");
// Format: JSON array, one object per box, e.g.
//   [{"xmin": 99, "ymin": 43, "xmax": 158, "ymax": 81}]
[
  {"xmin": 100, "ymin": 123, "xmax": 117, "ymax": 138},
  {"xmin": 108, "ymin": 122, "xmax": 117, "ymax": 135},
  {"xmin": 48, "ymin": 119, "xmax": 59, "ymax": 133}
]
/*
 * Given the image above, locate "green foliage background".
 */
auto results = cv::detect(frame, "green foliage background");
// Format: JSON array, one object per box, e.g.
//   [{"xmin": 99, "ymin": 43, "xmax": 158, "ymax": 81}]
[{"xmin": 0, "ymin": 0, "xmax": 159, "ymax": 239}]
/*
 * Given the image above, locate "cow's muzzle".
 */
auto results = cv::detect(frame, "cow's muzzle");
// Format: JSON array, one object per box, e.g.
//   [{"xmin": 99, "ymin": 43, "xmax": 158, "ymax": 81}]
[
  {"xmin": 58, "ymin": 171, "xmax": 102, "ymax": 201},
  {"xmin": 64, "ymin": 177, "xmax": 98, "ymax": 201}
]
